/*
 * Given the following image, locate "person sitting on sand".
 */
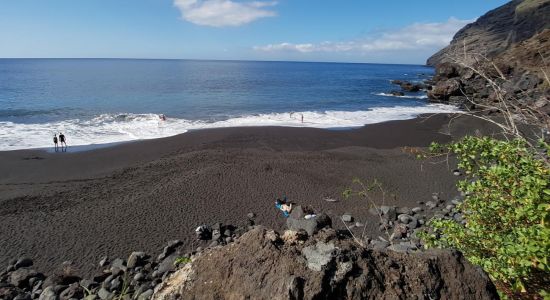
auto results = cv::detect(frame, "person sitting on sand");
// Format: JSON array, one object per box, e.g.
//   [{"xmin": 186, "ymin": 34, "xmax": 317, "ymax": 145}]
[
  {"xmin": 53, "ymin": 134, "xmax": 58, "ymax": 152},
  {"xmin": 275, "ymin": 198, "xmax": 293, "ymax": 217}
]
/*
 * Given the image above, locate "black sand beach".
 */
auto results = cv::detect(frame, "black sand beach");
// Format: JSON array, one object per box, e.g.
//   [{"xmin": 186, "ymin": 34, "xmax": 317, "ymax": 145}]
[{"xmin": 0, "ymin": 114, "xmax": 495, "ymax": 276}]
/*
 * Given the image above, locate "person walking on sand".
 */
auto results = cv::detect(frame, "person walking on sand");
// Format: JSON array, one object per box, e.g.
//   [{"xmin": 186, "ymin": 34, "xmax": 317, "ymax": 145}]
[
  {"xmin": 53, "ymin": 134, "xmax": 58, "ymax": 152},
  {"xmin": 59, "ymin": 132, "xmax": 67, "ymax": 151}
]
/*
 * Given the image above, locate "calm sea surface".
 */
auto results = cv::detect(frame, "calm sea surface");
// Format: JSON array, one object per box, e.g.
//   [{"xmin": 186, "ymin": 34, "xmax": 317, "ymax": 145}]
[{"xmin": 0, "ymin": 59, "xmax": 456, "ymax": 150}]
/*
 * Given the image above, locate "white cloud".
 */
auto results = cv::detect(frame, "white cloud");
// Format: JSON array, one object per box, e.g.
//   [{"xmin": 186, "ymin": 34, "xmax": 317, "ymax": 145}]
[
  {"xmin": 174, "ymin": 0, "xmax": 277, "ymax": 27},
  {"xmin": 254, "ymin": 17, "xmax": 472, "ymax": 53}
]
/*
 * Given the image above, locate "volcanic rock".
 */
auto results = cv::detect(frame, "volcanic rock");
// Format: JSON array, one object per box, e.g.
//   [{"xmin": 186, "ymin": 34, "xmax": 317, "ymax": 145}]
[{"xmin": 153, "ymin": 226, "xmax": 499, "ymax": 299}]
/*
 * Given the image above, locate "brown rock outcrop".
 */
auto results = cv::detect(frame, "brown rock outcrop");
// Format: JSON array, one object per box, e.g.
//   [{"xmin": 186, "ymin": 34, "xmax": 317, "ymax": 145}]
[{"xmin": 153, "ymin": 226, "xmax": 499, "ymax": 300}]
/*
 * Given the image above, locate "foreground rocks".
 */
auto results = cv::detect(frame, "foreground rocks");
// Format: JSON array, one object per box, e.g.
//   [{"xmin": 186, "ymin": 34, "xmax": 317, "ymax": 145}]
[
  {"xmin": 153, "ymin": 226, "xmax": 498, "ymax": 300},
  {"xmin": 1, "ymin": 205, "xmax": 498, "ymax": 300},
  {"xmin": 285, "ymin": 205, "xmax": 332, "ymax": 236},
  {"xmin": 0, "ymin": 220, "xmax": 247, "ymax": 300}
]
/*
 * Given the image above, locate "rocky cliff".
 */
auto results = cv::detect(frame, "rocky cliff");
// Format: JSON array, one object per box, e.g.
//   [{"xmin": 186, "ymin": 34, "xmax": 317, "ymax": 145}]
[
  {"xmin": 427, "ymin": 0, "xmax": 550, "ymax": 66},
  {"xmin": 426, "ymin": 0, "xmax": 549, "ymax": 111}
]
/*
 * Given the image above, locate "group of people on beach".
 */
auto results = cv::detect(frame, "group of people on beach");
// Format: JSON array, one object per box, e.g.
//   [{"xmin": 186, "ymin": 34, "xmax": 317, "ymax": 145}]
[{"xmin": 53, "ymin": 133, "xmax": 67, "ymax": 152}]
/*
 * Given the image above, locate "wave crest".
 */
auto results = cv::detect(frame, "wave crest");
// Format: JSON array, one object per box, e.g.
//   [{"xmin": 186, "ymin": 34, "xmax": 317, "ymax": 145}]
[{"xmin": 0, "ymin": 105, "xmax": 458, "ymax": 151}]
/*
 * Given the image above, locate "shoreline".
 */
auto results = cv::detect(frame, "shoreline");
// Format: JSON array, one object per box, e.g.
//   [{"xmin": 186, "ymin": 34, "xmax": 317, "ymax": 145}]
[
  {"xmin": 0, "ymin": 103, "xmax": 458, "ymax": 152},
  {"xmin": 0, "ymin": 113, "xmax": 494, "ymax": 276}
]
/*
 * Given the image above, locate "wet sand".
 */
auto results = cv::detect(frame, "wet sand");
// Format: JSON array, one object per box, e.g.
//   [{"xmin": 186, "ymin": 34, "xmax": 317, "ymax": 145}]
[{"xmin": 0, "ymin": 114, "xmax": 491, "ymax": 275}]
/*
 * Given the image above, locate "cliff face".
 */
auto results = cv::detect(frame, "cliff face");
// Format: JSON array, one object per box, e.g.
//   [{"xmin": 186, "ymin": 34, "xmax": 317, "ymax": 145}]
[
  {"xmin": 427, "ymin": 0, "xmax": 550, "ymax": 66},
  {"xmin": 425, "ymin": 0, "xmax": 549, "ymax": 111}
]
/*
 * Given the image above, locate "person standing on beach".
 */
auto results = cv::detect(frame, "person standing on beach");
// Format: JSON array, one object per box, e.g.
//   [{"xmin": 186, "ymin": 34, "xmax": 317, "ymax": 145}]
[
  {"xmin": 53, "ymin": 134, "xmax": 58, "ymax": 152},
  {"xmin": 301, "ymin": 114, "xmax": 304, "ymax": 123},
  {"xmin": 59, "ymin": 132, "xmax": 67, "ymax": 151}
]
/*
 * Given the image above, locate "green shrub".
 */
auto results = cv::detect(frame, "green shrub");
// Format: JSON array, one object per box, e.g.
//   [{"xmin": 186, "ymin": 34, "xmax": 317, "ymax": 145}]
[
  {"xmin": 174, "ymin": 256, "xmax": 191, "ymax": 266},
  {"xmin": 420, "ymin": 136, "xmax": 549, "ymax": 296}
]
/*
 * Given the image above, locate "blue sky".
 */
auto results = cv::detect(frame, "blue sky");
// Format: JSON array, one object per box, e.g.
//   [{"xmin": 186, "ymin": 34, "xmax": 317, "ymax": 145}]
[{"xmin": 0, "ymin": 0, "xmax": 509, "ymax": 64}]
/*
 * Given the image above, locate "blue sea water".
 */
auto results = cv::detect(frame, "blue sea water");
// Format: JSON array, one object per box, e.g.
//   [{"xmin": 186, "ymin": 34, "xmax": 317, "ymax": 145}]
[{"xmin": 0, "ymin": 59, "xmax": 456, "ymax": 150}]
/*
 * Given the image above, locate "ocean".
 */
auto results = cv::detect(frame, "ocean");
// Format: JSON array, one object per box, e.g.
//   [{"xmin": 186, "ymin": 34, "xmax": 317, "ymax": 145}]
[{"xmin": 0, "ymin": 59, "xmax": 456, "ymax": 151}]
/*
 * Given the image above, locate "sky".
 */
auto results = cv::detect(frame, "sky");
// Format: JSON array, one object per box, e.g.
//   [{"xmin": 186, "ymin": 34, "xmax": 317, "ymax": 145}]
[{"xmin": 0, "ymin": 0, "xmax": 510, "ymax": 64}]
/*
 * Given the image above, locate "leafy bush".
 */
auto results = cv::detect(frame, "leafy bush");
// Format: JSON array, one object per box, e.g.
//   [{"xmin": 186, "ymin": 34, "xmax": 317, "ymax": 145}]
[{"xmin": 420, "ymin": 136, "xmax": 549, "ymax": 296}]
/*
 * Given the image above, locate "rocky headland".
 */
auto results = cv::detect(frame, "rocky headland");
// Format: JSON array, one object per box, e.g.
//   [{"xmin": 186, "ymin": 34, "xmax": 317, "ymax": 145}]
[
  {"xmin": 426, "ymin": 0, "xmax": 549, "ymax": 112},
  {"xmin": 385, "ymin": 0, "xmax": 548, "ymax": 115}
]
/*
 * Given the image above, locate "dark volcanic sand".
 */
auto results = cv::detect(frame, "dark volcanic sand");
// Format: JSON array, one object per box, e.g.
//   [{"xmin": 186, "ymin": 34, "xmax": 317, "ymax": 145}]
[{"xmin": 0, "ymin": 114, "xmax": 491, "ymax": 275}]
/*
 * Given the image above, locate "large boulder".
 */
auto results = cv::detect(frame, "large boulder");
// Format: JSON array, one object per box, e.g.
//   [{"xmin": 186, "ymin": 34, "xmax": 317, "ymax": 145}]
[
  {"xmin": 400, "ymin": 82, "xmax": 422, "ymax": 92},
  {"xmin": 301, "ymin": 241, "xmax": 336, "ymax": 271},
  {"xmin": 285, "ymin": 206, "xmax": 332, "ymax": 236},
  {"xmin": 428, "ymin": 78, "xmax": 462, "ymax": 101},
  {"xmin": 153, "ymin": 227, "xmax": 499, "ymax": 300}
]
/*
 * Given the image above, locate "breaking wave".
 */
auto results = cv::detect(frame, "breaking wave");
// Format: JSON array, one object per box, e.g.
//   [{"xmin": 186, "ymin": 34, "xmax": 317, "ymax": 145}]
[{"xmin": 0, "ymin": 105, "xmax": 458, "ymax": 151}]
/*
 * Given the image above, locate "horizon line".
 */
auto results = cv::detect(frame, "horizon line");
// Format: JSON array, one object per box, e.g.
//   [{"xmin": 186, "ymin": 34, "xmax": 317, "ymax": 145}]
[{"xmin": 0, "ymin": 57, "xmax": 429, "ymax": 66}]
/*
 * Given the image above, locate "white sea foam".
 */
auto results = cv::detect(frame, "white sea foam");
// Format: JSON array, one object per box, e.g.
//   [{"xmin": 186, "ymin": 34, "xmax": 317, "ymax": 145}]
[
  {"xmin": 0, "ymin": 105, "xmax": 459, "ymax": 151},
  {"xmin": 374, "ymin": 92, "xmax": 428, "ymax": 99}
]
